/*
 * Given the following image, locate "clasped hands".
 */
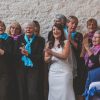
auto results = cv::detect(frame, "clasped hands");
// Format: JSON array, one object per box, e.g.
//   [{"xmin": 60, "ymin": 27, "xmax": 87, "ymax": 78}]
[
  {"xmin": 44, "ymin": 48, "xmax": 53, "ymax": 55},
  {"xmin": 19, "ymin": 47, "xmax": 29, "ymax": 56}
]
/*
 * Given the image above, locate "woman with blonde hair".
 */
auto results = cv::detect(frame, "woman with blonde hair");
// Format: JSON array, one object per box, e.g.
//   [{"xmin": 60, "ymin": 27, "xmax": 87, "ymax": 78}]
[{"xmin": 7, "ymin": 21, "xmax": 22, "ymax": 40}]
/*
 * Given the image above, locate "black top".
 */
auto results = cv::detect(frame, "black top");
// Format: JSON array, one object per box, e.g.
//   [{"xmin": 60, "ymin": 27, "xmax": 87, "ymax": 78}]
[
  {"xmin": 71, "ymin": 32, "xmax": 83, "ymax": 57},
  {"xmin": 14, "ymin": 34, "xmax": 45, "ymax": 69},
  {"xmin": 0, "ymin": 36, "xmax": 14, "ymax": 74},
  {"xmin": 87, "ymin": 51, "xmax": 100, "ymax": 71},
  {"xmin": 71, "ymin": 32, "xmax": 83, "ymax": 76}
]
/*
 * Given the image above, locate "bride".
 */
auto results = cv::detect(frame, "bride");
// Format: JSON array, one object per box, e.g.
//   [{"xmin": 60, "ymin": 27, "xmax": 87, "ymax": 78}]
[{"xmin": 44, "ymin": 24, "xmax": 75, "ymax": 100}]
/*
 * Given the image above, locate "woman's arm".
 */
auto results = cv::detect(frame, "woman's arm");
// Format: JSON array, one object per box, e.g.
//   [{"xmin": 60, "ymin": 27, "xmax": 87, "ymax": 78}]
[
  {"xmin": 68, "ymin": 30, "xmax": 78, "ymax": 49},
  {"xmin": 44, "ymin": 42, "xmax": 52, "ymax": 63},
  {"xmin": 47, "ymin": 40, "xmax": 70, "ymax": 60},
  {"xmin": 84, "ymin": 44, "xmax": 93, "ymax": 57}
]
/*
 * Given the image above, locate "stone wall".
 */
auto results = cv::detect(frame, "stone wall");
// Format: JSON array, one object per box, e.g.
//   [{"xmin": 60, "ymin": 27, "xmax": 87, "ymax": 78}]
[{"xmin": 0, "ymin": 0, "xmax": 100, "ymax": 39}]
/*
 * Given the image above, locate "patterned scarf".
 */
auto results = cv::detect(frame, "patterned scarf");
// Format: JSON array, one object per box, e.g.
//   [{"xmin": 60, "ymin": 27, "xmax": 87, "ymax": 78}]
[
  {"xmin": 84, "ymin": 44, "xmax": 100, "ymax": 68},
  {"xmin": 0, "ymin": 33, "xmax": 9, "ymax": 40},
  {"xmin": 21, "ymin": 34, "xmax": 35, "ymax": 68},
  {"xmin": 11, "ymin": 34, "xmax": 21, "ymax": 40}
]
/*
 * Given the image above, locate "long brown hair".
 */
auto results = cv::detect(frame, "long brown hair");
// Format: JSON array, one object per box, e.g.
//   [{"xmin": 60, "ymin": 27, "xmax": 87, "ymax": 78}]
[{"xmin": 48, "ymin": 24, "xmax": 66, "ymax": 49}]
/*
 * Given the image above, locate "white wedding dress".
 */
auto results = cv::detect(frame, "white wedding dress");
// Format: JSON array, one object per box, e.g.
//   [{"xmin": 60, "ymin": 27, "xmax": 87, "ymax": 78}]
[{"xmin": 48, "ymin": 42, "xmax": 75, "ymax": 100}]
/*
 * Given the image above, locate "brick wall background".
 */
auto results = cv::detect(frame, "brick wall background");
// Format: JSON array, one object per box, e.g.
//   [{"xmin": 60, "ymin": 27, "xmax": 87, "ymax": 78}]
[{"xmin": 0, "ymin": 0, "xmax": 100, "ymax": 39}]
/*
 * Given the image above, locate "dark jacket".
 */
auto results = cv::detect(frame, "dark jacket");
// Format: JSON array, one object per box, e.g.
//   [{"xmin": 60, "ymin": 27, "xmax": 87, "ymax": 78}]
[
  {"xmin": 0, "ymin": 36, "xmax": 14, "ymax": 74},
  {"xmin": 14, "ymin": 34, "xmax": 45, "ymax": 69}
]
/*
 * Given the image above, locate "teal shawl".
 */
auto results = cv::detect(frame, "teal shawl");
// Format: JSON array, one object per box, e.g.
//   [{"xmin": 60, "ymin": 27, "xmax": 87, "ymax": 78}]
[
  {"xmin": 21, "ymin": 34, "xmax": 36, "ymax": 68},
  {"xmin": 0, "ymin": 33, "xmax": 9, "ymax": 40}
]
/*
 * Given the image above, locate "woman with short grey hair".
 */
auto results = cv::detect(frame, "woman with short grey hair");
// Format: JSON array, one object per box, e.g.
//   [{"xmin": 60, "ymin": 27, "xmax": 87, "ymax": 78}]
[{"xmin": 15, "ymin": 21, "xmax": 45, "ymax": 100}]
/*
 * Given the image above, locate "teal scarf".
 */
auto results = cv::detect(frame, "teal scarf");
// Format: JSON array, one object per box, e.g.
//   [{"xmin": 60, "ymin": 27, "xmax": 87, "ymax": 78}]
[
  {"xmin": 21, "ymin": 34, "xmax": 35, "ymax": 68},
  {"xmin": 63, "ymin": 26, "xmax": 77, "ymax": 40},
  {"xmin": 0, "ymin": 33, "xmax": 9, "ymax": 40}
]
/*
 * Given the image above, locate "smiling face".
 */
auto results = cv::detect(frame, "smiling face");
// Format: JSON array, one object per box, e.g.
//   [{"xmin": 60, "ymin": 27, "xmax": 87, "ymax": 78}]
[
  {"xmin": 92, "ymin": 32, "xmax": 100, "ymax": 46},
  {"xmin": 10, "ymin": 23, "xmax": 21, "ymax": 36},
  {"xmin": 0, "ymin": 21, "xmax": 6, "ymax": 34},
  {"xmin": 24, "ymin": 23, "xmax": 35, "ymax": 37},
  {"xmin": 87, "ymin": 19, "xmax": 97, "ymax": 33},
  {"xmin": 67, "ymin": 18, "xmax": 78, "ymax": 32},
  {"xmin": 87, "ymin": 22, "xmax": 97, "ymax": 33},
  {"xmin": 52, "ymin": 26, "xmax": 62, "ymax": 40}
]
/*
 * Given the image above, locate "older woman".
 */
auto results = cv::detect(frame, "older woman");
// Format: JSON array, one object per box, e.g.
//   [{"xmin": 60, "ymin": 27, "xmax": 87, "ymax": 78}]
[
  {"xmin": 83, "ymin": 30, "xmax": 100, "ymax": 70},
  {"xmin": 15, "ymin": 21, "xmax": 45, "ymax": 100},
  {"xmin": 83, "ymin": 30, "xmax": 100, "ymax": 100}
]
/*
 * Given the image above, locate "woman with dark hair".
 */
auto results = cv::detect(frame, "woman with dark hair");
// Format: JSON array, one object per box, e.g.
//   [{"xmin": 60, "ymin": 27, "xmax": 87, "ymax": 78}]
[
  {"xmin": 48, "ymin": 14, "xmax": 67, "ymax": 41},
  {"xmin": 32, "ymin": 20, "xmax": 40, "ymax": 36},
  {"xmin": 32, "ymin": 20, "xmax": 45, "ymax": 100},
  {"xmin": 7, "ymin": 21, "xmax": 22, "ymax": 40},
  {"xmin": 44, "ymin": 24, "xmax": 75, "ymax": 100}
]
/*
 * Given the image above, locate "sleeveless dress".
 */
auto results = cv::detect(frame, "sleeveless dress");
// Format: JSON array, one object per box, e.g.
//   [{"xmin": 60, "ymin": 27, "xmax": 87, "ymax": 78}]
[{"xmin": 48, "ymin": 42, "xmax": 75, "ymax": 100}]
